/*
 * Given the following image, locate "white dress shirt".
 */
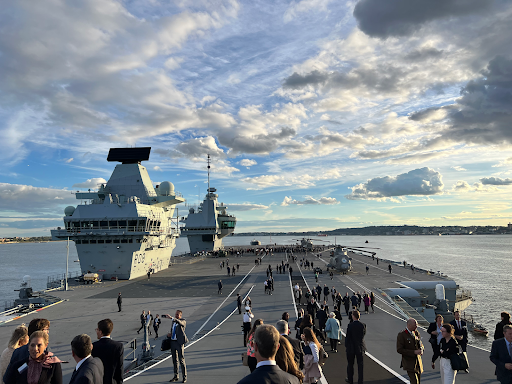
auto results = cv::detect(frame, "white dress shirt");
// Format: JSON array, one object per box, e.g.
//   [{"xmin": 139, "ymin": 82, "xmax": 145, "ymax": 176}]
[
  {"xmin": 75, "ymin": 355, "xmax": 91, "ymax": 371},
  {"xmin": 256, "ymin": 360, "xmax": 277, "ymax": 369}
]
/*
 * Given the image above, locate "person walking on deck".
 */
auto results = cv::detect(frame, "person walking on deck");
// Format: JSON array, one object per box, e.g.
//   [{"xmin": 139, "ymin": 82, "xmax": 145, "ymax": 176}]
[
  {"xmin": 388, "ymin": 264, "xmax": 392, "ymax": 273},
  {"xmin": 137, "ymin": 311, "xmax": 146, "ymax": 334},
  {"xmin": 218, "ymin": 280, "xmax": 223, "ymax": 295},
  {"xmin": 397, "ymin": 318, "xmax": 424, "ymax": 384},
  {"xmin": 365, "ymin": 265, "xmax": 369, "ymax": 275},
  {"xmin": 490, "ymin": 324, "xmax": 512, "ymax": 384},
  {"xmin": 237, "ymin": 294, "xmax": 242, "ymax": 314}
]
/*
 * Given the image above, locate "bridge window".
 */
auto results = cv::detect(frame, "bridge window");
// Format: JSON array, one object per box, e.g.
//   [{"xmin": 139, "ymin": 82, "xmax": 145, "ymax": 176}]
[
  {"xmin": 100, "ymin": 221, "xmax": 108, "ymax": 228},
  {"xmin": 90, "ymin": 240, "xmax": 97, "ymax": 244},
  {"xmin": 105, "ymin": 240, "xmax": 112, "ymax": 243}
]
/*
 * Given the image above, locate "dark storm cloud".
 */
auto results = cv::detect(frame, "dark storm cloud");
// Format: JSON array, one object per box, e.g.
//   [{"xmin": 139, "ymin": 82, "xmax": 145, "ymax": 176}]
[
  {"xmin": 480, "ymin": 177, "xmax": 512, "ymax": 185},
  {"xmin": 346, "ymin": 167, "xmax": 443, "ymax": 200},
  {"xmin": 414, "ymin": 55, "xmax": 512, "ymax": 146},
  {"xmin": 283, "ymin": 65, "xmax": 404, "ymax": 93},
  {"xmin": 353, "ymin": 0, "xmax": 493, "ymax": 38}
]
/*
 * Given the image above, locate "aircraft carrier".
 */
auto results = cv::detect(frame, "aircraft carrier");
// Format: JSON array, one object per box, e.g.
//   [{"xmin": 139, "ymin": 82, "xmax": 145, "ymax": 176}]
[{"xmin": 0, "ymin": 246, "xmax": 499, "ymax": 384}]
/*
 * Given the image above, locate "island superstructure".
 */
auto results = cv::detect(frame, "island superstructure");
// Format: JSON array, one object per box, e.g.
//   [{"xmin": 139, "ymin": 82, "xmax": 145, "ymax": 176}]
[
  {"xmin": 51, "ymin": 147, "xmax": 185, "ymax": 280},
  {"xmin": 180, "ymin": 155, "xmax": 237, "ymax": 253}
]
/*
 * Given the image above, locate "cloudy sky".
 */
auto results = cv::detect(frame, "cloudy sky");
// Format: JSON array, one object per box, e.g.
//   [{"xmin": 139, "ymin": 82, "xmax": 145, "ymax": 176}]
[{"xmin": 1, "ymin": 0, "xmax": 512, "ymax": 236}]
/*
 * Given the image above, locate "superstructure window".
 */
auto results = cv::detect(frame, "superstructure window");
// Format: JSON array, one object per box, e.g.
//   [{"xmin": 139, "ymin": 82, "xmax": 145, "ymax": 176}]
[
  {"xmin": 90, "ymin": 240, "xmax": 97, "ymax": 244},
  {"xmin": 98, "ymin": 240, "xmax": 104, "ymax": 244},
  {"xmin": 72, "ymin": 221, "xmax": 80, "ymax": 228},
  {"xmin": 113, "ymin": 239, "xmax": 120, "ymax": 243},
  {"xmin": 108, "ymin": 221, "xmax": 117, "ymax": 228},
  {"xmin": 138, "ymin": 219, "xmax": 147, "ymax": 231},
  {"xmin": 75, "ymin": 240, "xmax": 81, "ymax": 244},
  {"xmin": 82, "ymin": 240, "xmax": 89, "ymax": 244},
  {"xmin": 100, "ymin": 221, "xmax": 108, "ymax": 228},
  {"xmin": 221, "ymin": 221, "xmax": 236, "ymax": 229},
  {"xmin": 121, "ymin": 239, "xmax": 128, "ymax": 243},
  {"xmin": 105, "ymin": 240, "xmax": 112, "ymax": 243},
  {"xmin": 118, "ymin": 220, "xmax": 127, "ymax": 227}
]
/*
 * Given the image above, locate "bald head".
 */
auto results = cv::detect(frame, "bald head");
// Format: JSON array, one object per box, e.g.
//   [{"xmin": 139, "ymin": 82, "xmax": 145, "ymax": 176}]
[{"xmin": 406, "ymin": 318, "xmax": 418, "ymax": 332}]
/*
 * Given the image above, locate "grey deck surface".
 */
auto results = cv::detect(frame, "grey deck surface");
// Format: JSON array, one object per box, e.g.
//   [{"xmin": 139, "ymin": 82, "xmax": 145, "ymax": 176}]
[{"xmin": 0, "ymin": 249, "xmax": 500, "ymax": 384}]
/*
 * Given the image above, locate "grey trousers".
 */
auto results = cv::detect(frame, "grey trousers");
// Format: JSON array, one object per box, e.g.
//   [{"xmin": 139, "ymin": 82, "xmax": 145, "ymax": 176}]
[{"xmin": 170, "ymin": 340, "xmax": 186, "ymax": 378}]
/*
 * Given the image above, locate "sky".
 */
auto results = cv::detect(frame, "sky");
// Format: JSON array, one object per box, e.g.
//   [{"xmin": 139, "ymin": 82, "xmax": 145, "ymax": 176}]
[{"xmin": 1, "ymin": 0, "xmax": 512, "ymax": 236}]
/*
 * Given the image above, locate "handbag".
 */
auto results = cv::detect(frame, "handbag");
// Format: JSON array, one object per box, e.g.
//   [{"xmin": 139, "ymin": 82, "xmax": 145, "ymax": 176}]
[
  {"xmin": 318, "ymin": 347, "xmax": 328, "ymax": 366},
  {"xmin": 449, "ymin": 351, "xmax": 469, "ymax": 371},
  {"xmin": 241, "ymin": 352, "xmax": 249, "ymax": 366},
  {"xmin": 161, "ymin": 337, "xmax": 171, "ymax": 351}
]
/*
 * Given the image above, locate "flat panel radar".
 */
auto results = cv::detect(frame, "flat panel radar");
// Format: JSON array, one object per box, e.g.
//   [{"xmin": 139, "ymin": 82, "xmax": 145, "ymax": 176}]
[{"xmin": 107, "ymin": 147, "xmax": 151, "ymax": 163}]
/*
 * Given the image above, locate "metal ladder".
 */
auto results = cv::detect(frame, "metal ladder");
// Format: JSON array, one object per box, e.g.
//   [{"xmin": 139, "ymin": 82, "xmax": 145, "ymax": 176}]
[{"xmin": 392, "ymin": 295, "xmax": 430, "ymax": 327}]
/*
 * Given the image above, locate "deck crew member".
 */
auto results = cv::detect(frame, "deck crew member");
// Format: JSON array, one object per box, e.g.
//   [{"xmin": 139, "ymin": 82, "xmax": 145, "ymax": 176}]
[
  {"xmin": 91, "ymin": 319, "xmax": 124, "ymax": 384},
  {"xmin": 490, "ymin": 324, "xmax": 512, "ymax": 384},
  {"xmin": 70, "ymin": 334, "xmax": 104, "ymax": 384},
  {"xmin": 164, "ymin": 310, "xmax": 188, "ymax": 383},
  {"xmin": 397, "ymin": 318, "xmax": 424, "ymax": 384}
]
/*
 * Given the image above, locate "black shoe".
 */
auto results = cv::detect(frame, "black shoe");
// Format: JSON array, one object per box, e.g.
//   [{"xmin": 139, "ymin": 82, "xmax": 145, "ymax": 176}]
[
  {"xmin": 182, "ymin": 379, "xmax": 187, "ymax": 383},
  {"xmin": 169, "ymin": 377, "xmax": 179, "ymax": 382}
]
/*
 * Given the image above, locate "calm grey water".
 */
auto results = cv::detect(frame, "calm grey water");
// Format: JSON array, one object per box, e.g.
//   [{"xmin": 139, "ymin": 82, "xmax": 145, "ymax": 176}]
[{"xmin": 1, "ymin": 235, "xmax": 510, "ymax": 349}]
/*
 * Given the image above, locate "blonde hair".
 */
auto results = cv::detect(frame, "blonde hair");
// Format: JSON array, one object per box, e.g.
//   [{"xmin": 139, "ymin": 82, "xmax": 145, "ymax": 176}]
[
  {"xmin": 29, "ymin": 331, "xmax": 49, "ymax": 346},
  {"xmin": 8, "ymin": 324, "xmax": 28, "ymax": 349}
]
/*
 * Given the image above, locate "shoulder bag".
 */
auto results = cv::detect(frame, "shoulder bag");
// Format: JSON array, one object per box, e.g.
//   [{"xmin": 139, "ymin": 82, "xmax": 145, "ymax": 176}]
[{"xmin": 449, "ymin": 350, "xmax": 469, "ymax": 371}]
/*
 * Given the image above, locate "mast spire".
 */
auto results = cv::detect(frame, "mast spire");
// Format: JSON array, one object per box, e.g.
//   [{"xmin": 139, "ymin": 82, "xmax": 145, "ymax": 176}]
[{"xmin": 207, "ymin": 154, "xmax": 211, "ymax": 192}]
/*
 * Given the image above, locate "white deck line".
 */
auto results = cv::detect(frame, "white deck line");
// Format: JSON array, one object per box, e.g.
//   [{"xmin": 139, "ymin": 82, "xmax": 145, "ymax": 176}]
[{"xmin": 125, "ymin": 285, "xmax": 256, "ymax": 381}]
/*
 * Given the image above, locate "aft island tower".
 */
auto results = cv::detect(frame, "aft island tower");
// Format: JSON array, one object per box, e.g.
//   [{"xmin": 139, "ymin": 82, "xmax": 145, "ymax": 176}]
[{"xmin": 51, "ymin": 147, "xmax": 185, "ymax": 280}]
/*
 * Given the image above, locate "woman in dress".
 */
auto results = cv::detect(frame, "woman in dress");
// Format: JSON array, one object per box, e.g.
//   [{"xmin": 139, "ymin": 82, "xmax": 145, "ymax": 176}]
[
  {"xmin": 427, "ymin": 314, "xmax": 444, "ymax": 369},
  {"xmin": 0, "ymin": 324, "xmax": 29, "ymax": 380},
  {"xmin": 439, "ymin": 324, "xmax": 460, "ymax": 384},
  {"xmin": 325, "ymin": 313, "xmax": 342, "ymax": 352},
  {"xmin": 276, "ymin": 336, "xmax": 304, "ymax": 383},
  {"xmin": 245, "ymin": 319, "xmax": 263, "ymax": 373},
  {"xmin": 4, "ymin": 331, "xmax": 63, "ymax": 384},
  {"xmin": 301, "ymin": 327, "xmax": 323, "ymax": 384}
]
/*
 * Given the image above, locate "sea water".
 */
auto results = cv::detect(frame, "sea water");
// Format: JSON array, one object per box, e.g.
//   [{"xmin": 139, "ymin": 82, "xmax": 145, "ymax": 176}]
[{"xmin": 1, "ymin": 235, "xmax": 510, "ymax": 349}]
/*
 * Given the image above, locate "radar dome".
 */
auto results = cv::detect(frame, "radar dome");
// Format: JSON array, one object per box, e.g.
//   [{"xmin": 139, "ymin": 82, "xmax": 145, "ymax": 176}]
[
  {"xmin": 64, "ymin": 206, "xmax": 76, "ymax": 216},
  {"xmin": 159, "ymin": 181, "xmax": 175, "ymax": 196}
]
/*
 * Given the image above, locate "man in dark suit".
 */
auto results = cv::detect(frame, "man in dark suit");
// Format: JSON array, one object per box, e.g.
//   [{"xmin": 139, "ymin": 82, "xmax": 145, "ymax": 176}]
[
  {"xmin": 237, "ymin": 294, "xmax": 242, "ymax": 314},
  {"xmin": 116, "ymin": 293, "xmax": 122, "ymax": 312},
  {"xmin": 345, "ymin": 310, "xmax": 366, "ymax": 384},
  {"xmin": 237, "ymin": 324, "xmax": 300, "ymax": 384},
  {"xmin": 450, "ymin": 311, "xmax": 468, "ymax": 355},
  {"xmin": 70, "ymin": 334, "xmax": 104, "ymax": 384},
  {"xmin": 276, "ymin": 320, "xmax": 304, "ymax": 370},
  {"xmin": 91, "ymin": 319, "xmax": 124, "ymax": 384},
  {"xmin": 490, "ymin": 324, "xmax": 512, "ymax": 384},
  {"xmin": 164, "ymin": 310, "xmax": 188, "ymax": 383}
]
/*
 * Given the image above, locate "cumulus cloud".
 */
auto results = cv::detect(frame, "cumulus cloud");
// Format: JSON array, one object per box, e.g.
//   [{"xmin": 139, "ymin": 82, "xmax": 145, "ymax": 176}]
[
  {"xmin": 346, "ymin": 167, "xmax": 443, "ymax": 200},
  {"xmin": 492, "ymin": 157, "xmax": 512, "ymax": 168},
  {"xmin": 0, "ymin": 183, "xmax": 76, "ymax": 214},
  {"xmin": 228, "ymin": 203, "xmax": 270, "ymax": 211},
  {"xmin": 452, "ymin": 180, "xmax": 472, "ymax": 192},
  {"xmin": 72, "ymin": 178, "xmax": 107, "ymax": 189},
  {"xmin": 480, "ymin": 177, "xmax": 512, "ymax": 185},
  {"xmin": 281, "ymin": 196, "xmax": 339, "ymax": 206},
  {"xmin": 239, "ymin": 159, "xmax": 257, "ymax": 168},
  {"xmin": 153, "ymin": 166, "xmax": 162, "ymax": 171},
  {"xmin": 353, "ymin": 0, "xmax": 492, "ymax": 38}
]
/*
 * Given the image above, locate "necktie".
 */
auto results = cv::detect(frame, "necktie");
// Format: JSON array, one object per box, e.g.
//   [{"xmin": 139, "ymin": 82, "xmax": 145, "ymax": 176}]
[
  {"xmin": 509, "ymin": 342, "xmax": 512, "ymax": 358},
  {"xmin": 458, "ymin": 321, "xmax": 461, "ymax": 329},
  {"xmin": 172, "ymin": 323, "xmax": 176, "ymax": 339}
]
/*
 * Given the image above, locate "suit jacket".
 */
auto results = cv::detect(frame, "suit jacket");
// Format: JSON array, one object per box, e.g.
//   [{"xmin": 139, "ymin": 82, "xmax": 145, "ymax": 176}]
[
  {"xmin": 69, "ymin": 357, "xmax": 104, "ymax": 384},
  {"xmin": 3, "ymin": 356, "xmax": 62, "ymax": 384},
  {"xmin": 427, "ymin": 322, "xmax": 440, "ymax": 344},
  {"xmin": 169, "ymin": 319, "xmax": 188, "ymax": 345},
  {"xmin": 345, "ymin": 320, "xmax": 366, "ymax": 355},
  {"xmin": 91, "ymin": 338, "xmax": 124, "ymax": 384},
  {"xmin": 449, "ymin": 319, "xmax": 468, "ymax": 345},
  {"xmin": 236, "ymin": 364, "xmax": 300, "ymax": 384},
  {"xmin": 490, "ymin": 338, "xmax": 512, "ymax": 384},
  {"xmin": 283, "ymin": 335, "xmax": 304, "ymax": 370},
  {"xmin": 396, "ymin": 330, "xmax": 423, "ymax": 374}
]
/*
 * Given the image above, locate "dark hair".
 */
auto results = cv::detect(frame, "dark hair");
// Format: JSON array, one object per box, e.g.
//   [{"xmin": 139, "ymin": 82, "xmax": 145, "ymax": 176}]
[
  {"xmin": 176, "ymin": 310, "xmax": 183, "ymax": 316},
  {"xmin": 71, "ymin": 334, "xmax": 92, "ymax": 358},
  {"xmin": 28, "ymin": 319, "xmax": 50, "ymax": 336},
  {"xmin": 97, "ymin": 319, "xmax": 113, "ymax": 336},
  {"xmin": 281, "ymin": 312, "xmax": 289, "ymax": 321},
  {"xmin": 248, "ymin": 319, "xmax": 264, "ymax": 340},
  {"xmin": 276, "ymin": 336, "xmax": 304, "ymax": 382},
  {"xmin": 502, "ymin": 312, "xmax": 511, "ymax": 322},
  {"xmin": 300, "ymin": 314, "xmax": 313, "ymax": 331},
  {"xmin": 442, "ymin": 323, "xmax": 454, "ymax": 336},
  {"xmin": 254, "ymin": 325, "xmax": 279, "ymax": 359},
  {"xmin": 352, "ymin": 310, "xmax": 360, "ymax": 320}
]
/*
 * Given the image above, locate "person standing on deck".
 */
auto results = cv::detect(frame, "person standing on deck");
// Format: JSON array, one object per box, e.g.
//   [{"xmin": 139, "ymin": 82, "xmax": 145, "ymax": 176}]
[
  {"xmin": 218, "ymin": 280, "xmax": 223, "ymax": 295},
  {"xmin": 490, "ymin": 324, "xmax": 512, "ymax": 384},
  {"xmin": 92, "ymin": 319, "xmax": 124, "ymax": 384},
  {"xmin": 495, "ymin": 312, "xmax": 512, "ymax": 340},
  {"xmin": 243, "ymin": 307, "xmax": 254, "ymax": 346},
  {"xmin": 397, "ymin": 318, "xmax": 424, "ymax": 384},
  {"xmin": 116, "ymin": 293, "xmax": 122, "ymax": 312},
  {"xmin": 345, "ymin": 310, "xmax": 366, "ymax": 384},
  {"xmin": 237, "ymin": 294, "xmax": 242, "ymax": 314},
  {"xmin": 388, "ymin": 264, "xmax": 392, "ymax": 273},
  {"xmin": 323, "ymin": 285, "xmax": 329, "ymax": 303},
  {"xmin": 147, "ymin": 270, "xmax": 151, "ymax": 280},
  {"xmin": 450, "ymin": 310, "xmax": 469, "ymax": 373},
  {"xmin": 365, "ymin": 265, "xmax": 369, "ymax": 275},
  {"xmin": 164, "ymin": 310, "xmax": 188, "ymax": 383}
]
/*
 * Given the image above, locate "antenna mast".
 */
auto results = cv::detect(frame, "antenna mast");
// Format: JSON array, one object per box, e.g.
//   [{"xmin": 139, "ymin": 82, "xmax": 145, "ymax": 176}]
[{"xmin": 207, "ymin": 154, "xmax": 211, "ymax": 192}]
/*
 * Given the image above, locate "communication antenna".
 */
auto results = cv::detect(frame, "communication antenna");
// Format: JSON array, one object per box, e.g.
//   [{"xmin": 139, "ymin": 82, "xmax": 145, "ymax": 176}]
[{"xmin": 207, "ymin": 154, "xmax": 211, "ymax": 192}]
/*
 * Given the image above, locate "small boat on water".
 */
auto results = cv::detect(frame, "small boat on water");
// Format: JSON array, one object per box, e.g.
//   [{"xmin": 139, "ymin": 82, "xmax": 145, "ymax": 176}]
[{"xmin": 250, "ymin": 239, "xmax": 261, "ymax": 245}]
